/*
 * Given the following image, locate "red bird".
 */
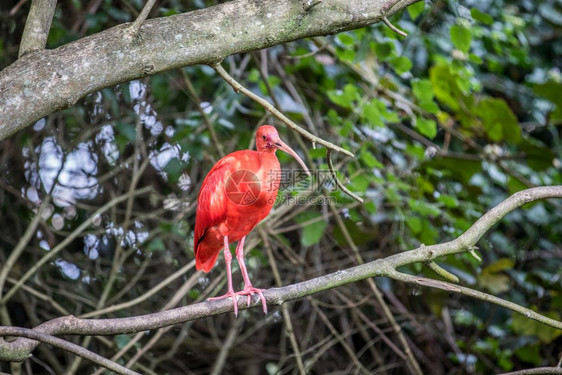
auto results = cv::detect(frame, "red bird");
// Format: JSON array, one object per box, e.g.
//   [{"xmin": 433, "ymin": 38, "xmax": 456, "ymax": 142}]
[{"xmin": 194, "ymin": 125, "xmax": 310, "ymax": 316}]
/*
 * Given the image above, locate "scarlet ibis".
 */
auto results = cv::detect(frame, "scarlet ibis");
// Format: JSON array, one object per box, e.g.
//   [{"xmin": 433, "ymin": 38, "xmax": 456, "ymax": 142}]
[{"xmin": 194, "ymin": 125, "xmax": 310, "ymax": 316}]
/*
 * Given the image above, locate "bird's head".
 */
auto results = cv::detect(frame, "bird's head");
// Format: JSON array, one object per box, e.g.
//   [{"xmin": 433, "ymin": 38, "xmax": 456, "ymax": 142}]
[{"xmin": 256, "ymin": 125, "xmax": 310, "ymax": 177}]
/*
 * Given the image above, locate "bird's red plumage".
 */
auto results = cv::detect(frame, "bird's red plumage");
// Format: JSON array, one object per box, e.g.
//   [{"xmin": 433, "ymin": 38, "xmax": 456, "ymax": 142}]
[
  {"xmin": 194, "ymin": 149, "xmax": 280, "ymax": 272},
  {"xmin": 192, "ymin": 125, "xmax": 310, "ymax": 315}
]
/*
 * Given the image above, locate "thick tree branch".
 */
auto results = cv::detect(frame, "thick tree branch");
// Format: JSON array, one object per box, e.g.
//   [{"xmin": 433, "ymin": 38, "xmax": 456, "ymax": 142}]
[
  {"xmin": 1, "ymin": 186, "xmax": 561, "ymax": 363},
  {"xmin": 0, "ymin": 0, "xmax": 420, "ymax": 139},
  {"xmin": 18, "ymin": 0, "xmax": 57, "ymax": 57}
]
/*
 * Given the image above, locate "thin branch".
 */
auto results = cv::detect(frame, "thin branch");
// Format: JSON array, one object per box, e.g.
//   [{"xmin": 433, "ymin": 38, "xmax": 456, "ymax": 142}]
[
  {"xmin": 499, "ymin": 367, "xmax": 562, "ymax": 375},
  {"xmin": 1, "ymin": 186, "xmax": 561, "ymax": 362},
  {"xmin": 210, "ymin": 316, "xmax": 243, "ymax": 375},
  {"xmin": 0, "ymin": 327, "xmax": 140, "ymax": 375},
  {"xmin": 0, "ymin": 186, "xmax": 153, "ymax": 305},
  {"xmin": 426, "ymin": 261, "xmax": 459, "ymax": 283},
  {"xmin": 211, "ymin": 63, "xmax": 354, "ymax": 158},
  {"xmin": 0, "ymin": 195, "xmax": 51, "ymax": 299},
  {"xmin": 326, "ymin": 149, "xmax": 364, "ymax": 203},
  {"xmin": 181, "ymin": 69, "xmax": 225, "ymax": 157},
  {"xmin": 382, "ymin": 16, "xmax": 408, "ymax": 37},
  {"xmin": 261, "ymin": 229, "xmax": 306, "ymax": 375},
  {"xmin": 388, "ymin": 271, "xmax": 562, "ymax": 330},
  {"xmin": 328, "ymin": 202, "xmax": 422, "ymax": 375},
  {"xmin": 18, "ymin": 0, "xmax": 57, "ymax": 57},
  {"xmin": 129, "ymin": 0, "xmax": 157, "ymax": 35}
]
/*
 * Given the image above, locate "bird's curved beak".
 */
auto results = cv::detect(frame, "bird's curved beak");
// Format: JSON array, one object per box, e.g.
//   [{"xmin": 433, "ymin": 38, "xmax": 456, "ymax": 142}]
[{"xmin": 275, "ymin": 139, "xmax": 311, "ymax": 177}]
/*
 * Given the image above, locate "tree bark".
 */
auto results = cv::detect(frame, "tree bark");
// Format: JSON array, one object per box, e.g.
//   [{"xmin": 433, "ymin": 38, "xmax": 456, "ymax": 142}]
[{"xmin": 0, "ymin": 0, "xmax": 418, "ymax": 139}]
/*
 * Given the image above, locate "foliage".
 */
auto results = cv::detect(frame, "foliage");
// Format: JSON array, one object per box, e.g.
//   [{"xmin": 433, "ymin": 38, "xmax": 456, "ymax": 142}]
[{"xmin": 0, "ymin": 0, "xmax": 561, "ymax": 374}]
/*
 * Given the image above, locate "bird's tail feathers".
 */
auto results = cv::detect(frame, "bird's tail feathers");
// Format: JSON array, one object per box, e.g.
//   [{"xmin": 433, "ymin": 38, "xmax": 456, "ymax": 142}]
[{"xmin": 195, "ymin": 242, "xmax": 221, "ymax": 273}]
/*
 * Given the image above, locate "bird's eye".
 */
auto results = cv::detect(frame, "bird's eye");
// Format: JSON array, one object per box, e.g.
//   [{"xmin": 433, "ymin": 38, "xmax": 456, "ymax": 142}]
[{"xmin": 262, "ymin": 135, "xmax": 267, "ymax": 140}]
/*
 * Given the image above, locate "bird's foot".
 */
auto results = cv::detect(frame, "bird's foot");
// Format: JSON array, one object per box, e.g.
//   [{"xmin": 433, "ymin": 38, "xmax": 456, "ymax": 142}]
[
  {"xmin": 208, "ymin": 287, "xmax": 267, "ymax": 316},
  {"xmin": 208, "ymin": 290, "xmax": 241, "ymax": 316},
  {"xmin": 239, "ymin": 286, "xmax": 268, "ymax": 315}
]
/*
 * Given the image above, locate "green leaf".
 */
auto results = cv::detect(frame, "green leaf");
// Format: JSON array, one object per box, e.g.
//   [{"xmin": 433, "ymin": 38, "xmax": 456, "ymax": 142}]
[
  {"xmin": 430, "ymin": 64, "xmax": 464, "ymax": 111},
  {"xmin": 308, "ymin": 147, "xmax": 326, "ymax": 158},
  {"xmin": 474, "ymin": 97, "xmax": 521, "ymax": 143},
  {"xmin": 164, "ymin": 158, "xmax": 182, "ymax": 183},
  {"xmin": 406, "ymin": 216, "xmax": 423, "ymax": 234},
  {"xmin": 514, "ymin": 344, "xmax": 542, "ymax": 365},
  {"xmin": 115, "ymin": 122, "xmax": 136, "ymax": 143},
  {"xmin": 419, "ymin": 100, "xmax": 439, "ymax": 114},
  {"xmin": 361, "ymin": 151, "xmax": 383, "ymax": 169},
  {"xmin": 468, "ymin": 53, "xmax": 483, "ymax": 64},
  {"xmin": 484, "ymin": 258, "xmax": 514, "ymax": 273},
  {"xmin": 298, "ymin": 213, "xmax": 328, "ymax": 247},
  {"xmin": 407, "ymin": 2, "xmax": 425, "ymax": 20},
  {"xmin": 362, "ymin": 99, "xmax": 384, "ymax": 127},
  {"xmin": 470, "ymin": 8, "xmax": 494, "ymax": 25},
  {"xmin": 338, "ymin": 33, "xmax": 354, "ymax": 46},
  {"xmin": 390, "ymin": 56, "xmax": 412, "ymax": 74},
  {"xmin": 374, "ymin": 42, "xmax": 394, "ymax": 61},
  {"xmin": 479, "ymin": 258, "xmax": 514, "ymax": 294},
  {"xmin": 436, "ymin": 194, "xmax": 459, "ymax": 208},
  {"xmin": 532, "ymin": 80, "xmax": 562, "ymax": 121},
  {"xmin": 450, "ymin": 24, "xmax": 472, "ymax": 53},
  {"xmin": 512, "ymin": 309, "xmax": 562, "ymax": 343},
  {"xmin": 519, "ymin": 138, "xmax": 555, "ymax": 171},
  {"xmin": 425, "ymin": 157, "xmax": 482, "ymax": 185},
  {"xmin": 415, "ymin": 117, "xmax": 438, "ymax": 139},
  {"xmin": 327, "ymin": 84, "xmax": 359, "ymax": 109},
  {"xmin": 408, "ymin": 198, "xmax": 440, "ymax": 217},
  {"xmin": 412, "ymin": 79, "xmax": 435, "ymax": 102},
  {"xmin": 147, "ymin": 238, "xmax": 165, "ymax": 252}
]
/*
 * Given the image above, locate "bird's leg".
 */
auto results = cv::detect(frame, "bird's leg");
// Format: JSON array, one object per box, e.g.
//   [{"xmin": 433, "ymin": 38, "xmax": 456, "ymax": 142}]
[
  {"xmin": 208, "ymin": 236, "xmax": 240, "ymax": 316},
  {"xmin": 235, "ymin": 236, "xmax": 268, "ymax": 314}
]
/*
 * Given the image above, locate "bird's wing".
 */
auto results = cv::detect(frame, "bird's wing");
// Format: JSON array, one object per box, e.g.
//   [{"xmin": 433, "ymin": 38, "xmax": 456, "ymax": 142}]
[{"xmin": 194, "ymin": 159, "xmax": 230, "ymax": 248}]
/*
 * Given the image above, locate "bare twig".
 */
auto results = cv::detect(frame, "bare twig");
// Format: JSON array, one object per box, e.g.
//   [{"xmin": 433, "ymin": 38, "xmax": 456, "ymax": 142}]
[
  {"xmin": 382, "ymin": 16, "xmax": 408, "ymax": 37},
  {"xmin": 261, "ymin": 229, "xmax": 306, "ymax": 375},
  {"xmin": 129, "ymin": 0, "xmax": 157, "ymax": 35},
  {"xmin": 1, "ymin": 186, "xmax": 561, "ymax": 363},
  {"xmin": 181, "ymin": 69, "xmax": 225, "ymax": 157},
  {"xmin": 328, "ymin": 203, "xmax": 422, "ymax": 375},
  {"xmin": 0, "ymin": 196, "xmax": 51, "ymax": 299},
  {"xmin": 326, "ymin": 149, "xmax": 364, "ymax": 203},
  {"xmin": 426, "ymin": 261, "xmax": 459, "ymax": 283},
  {"xmin": 0, "ymin": 327, "xmax": 140, "ymax": 375},
  {"xmin": 211, "ymin": 63, "xmax": 354, "ymax": 158},
  {"xmin": 0, "ymin": 186, "xmax": 152, "ymax": 305},
  {"xmin": 498, "ymin": 366, "xmax": 562, "ymax": 374},
  {"xmin": 18, "ymin": 0, "xmax": 57, "ymax": 57},
  {"xmin": 210, "ymin": 316, "xmax": 243, "ymax": 375}
]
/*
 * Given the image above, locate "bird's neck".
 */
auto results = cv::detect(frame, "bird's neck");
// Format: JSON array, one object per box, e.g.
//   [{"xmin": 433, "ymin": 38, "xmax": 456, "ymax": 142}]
[{"xmin": 258, "ymin": 149, "xmax": 277, "ymax": 162}]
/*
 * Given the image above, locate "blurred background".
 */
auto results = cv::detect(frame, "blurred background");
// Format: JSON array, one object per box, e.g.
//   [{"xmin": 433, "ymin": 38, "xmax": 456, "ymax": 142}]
[{"xmin": 0, "ymin": 0, "xmax": 561, "ymax": 374}]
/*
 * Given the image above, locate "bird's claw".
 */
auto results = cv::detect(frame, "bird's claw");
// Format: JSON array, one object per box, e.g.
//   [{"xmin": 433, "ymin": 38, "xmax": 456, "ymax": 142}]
[
  {"xmin": 208, "ymin": 290, "xmax": 241, "ymax": 316},
  {"xmin": 207, "ymin": 287, "xmax": 268, "ymax": 316},
  {"xmin": 240, "ymin": 286, "xmax": 268, "ymax": 315}
]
